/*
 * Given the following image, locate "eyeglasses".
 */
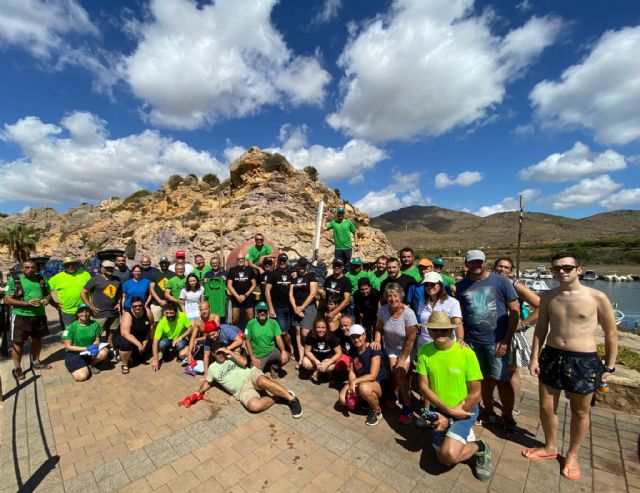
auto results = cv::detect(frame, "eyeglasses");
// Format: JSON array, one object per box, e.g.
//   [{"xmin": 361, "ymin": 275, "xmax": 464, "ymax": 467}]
[
  {"xmin": 550, "ymin": 265, "xmax": 577, "ymax": 273},
  {"xmin": 132, "ymin": 304, "xmax": 143, "ymax": 308}
]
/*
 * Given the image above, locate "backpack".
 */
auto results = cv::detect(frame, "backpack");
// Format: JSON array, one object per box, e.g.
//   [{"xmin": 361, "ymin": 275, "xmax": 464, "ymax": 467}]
[{"xmin": 10, "ymin": 272, "xmax": 49, "ymax": 300}]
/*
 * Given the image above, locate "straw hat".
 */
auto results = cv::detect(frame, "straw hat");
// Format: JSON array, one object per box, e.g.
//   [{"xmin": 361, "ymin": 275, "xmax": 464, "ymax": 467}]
[
  {"xmin": 419, "ymin": 311, "xmax": 458, "ymax": 329},
  {"xmin": 62, "ymin": 256, "xmax": 77, "ymax": 265}
]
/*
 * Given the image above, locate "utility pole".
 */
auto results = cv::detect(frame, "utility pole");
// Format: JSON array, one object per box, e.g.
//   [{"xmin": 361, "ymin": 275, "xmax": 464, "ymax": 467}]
[{"xmin": 516, "ymin": 194, "xmax": 524, "ymax": 278}]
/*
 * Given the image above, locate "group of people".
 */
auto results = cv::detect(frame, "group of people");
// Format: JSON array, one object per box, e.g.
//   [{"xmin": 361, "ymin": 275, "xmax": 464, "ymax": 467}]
[{"xmin": 3, "ymin": 206, "xmax": 618, "ymax": 483}]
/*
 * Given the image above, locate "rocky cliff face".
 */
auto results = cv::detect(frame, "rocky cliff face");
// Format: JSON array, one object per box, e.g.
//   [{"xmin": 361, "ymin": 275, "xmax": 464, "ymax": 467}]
[{"xmin": 0, "ymin": 147, "xmax": 394, "ymax": 268}]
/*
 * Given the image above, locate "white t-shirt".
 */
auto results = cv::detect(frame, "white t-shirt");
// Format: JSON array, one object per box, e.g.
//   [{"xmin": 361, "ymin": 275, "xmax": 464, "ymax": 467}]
[
  {"xmin": 377, "ymin": 304, "xmax": 418, "ymax": 354},
  {"xmin": 416, "ymin": 296, "xmax": 462, "ymax": 347},
  {"xmin": 180, "ymin": 287, "xmax": 204, "ymax": 320},
  {"xmin": 169, "ymin": 262, "xmax": 194, "ymax": 276}
]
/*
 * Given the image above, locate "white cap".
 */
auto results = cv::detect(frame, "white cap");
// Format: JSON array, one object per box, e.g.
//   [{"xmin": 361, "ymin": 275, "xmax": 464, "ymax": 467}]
[
  {"xmin": 422, "ymin": 272, "xmax": 442, "ymax": 284},
  {"xmin": 348, "ymin": 324, "xmax": 365, "ymax": 336},
  {"xmin": 465, "ymin": 249, "xmax": 486, "ymax": 262}
]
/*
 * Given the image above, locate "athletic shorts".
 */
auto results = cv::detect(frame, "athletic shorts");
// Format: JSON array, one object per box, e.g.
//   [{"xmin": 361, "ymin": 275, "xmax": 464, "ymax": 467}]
[
  {"xmin": 95, "ymin": 317, "xmax": 120, "ymax": 333},
  {"xmin": 65, "ymin": 352, "xmax": 92, "ymax": 373},
  {"xmin": 231, "ymin": 297, "xmax": 255, "ymax": 309},
  {"xmin": 12, "ymin": 315, "xmax": 49, "ymax": 343},
  {"xmin": 539, "ymin": 345, "xmax": 603, "ymax": 395},
  {"xmin": 432, "ymin": 405, "xmax": 479, "ymax": 450},
  {"xmin": 113, "ymin": 331, "xmax": 145, "ymax": 352},
  {"xmin": 467, "ymin": 340, "xmax": 509, "ymax": 382},
  {"xmin": 236, "ymin": 367, "xmax": 264, "ymax": 407},
  {"xmin": 292, "ymin": 304, "xmax": 317, "ymax": 330}
]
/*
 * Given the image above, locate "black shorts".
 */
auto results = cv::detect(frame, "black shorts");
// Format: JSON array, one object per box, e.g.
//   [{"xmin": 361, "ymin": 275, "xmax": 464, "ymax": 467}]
[
  {"xmin": 231, "ymin": 297, "xmax": 255, "ymax": 309},
  {"xmin": 65, "ymin": 352, "xmax": 92, "ymax": 373},
  {"xmin": 112, "ymin": 331, "xmax": 143, "ymax": 352},
  {"xmin": 539, "ymin": 345, "xmax": 603, "ymax": 395},
  {"xmin": 13, "ymin": 315, "xmax": 49, "ymax": 343}
]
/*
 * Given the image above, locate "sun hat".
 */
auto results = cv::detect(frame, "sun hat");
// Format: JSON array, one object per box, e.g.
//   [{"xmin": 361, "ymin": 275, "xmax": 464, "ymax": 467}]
[
  {"xmin": 422, "ymin": 272, "xmax": 443, "ymax": 284},
  {"xmin": 62, "ymin": 256, "xmax": 77, "ymax": 265},
  {"xmin": 420, "ymin": 311, "xmax": 458, "ymax": 329}
]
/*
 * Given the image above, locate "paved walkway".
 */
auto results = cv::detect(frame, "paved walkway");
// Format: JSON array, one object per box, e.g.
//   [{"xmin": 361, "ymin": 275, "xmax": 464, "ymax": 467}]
[{"xmin": 1, "ymin": 327, "xmax": 639, "ymax": 492}]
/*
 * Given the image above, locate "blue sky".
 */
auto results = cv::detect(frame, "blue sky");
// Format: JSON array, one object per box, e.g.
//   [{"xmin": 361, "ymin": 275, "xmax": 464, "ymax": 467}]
[{"xmin": 0, "ymin": 0, "xmax": 639, "ymax": 217}]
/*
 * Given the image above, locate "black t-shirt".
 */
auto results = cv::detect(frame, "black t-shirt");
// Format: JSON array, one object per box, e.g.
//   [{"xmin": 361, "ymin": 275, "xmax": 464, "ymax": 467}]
[
  {"xmin": 337, "ymin": 330, "xmax": 352, "ymax": 354},
  {"xmin": 354, "ymin": 288, "xmax": 380, "ymax": 322},
  {"xmin": 258, "ymin": 271, "xmax": 270, "ymax": 300},
  {"xmin": 150, "ymin": 270, "xmax": 176, "ymax": 305},
  {"xmin": 380, "ymin": 274, "xmax": 415, "ymax": 303},
  {"xmin": 228, "ymin": 266, "xmax": 257, "ymax": 295},
  {"xmin": 292, "ymin": 272, "xmax": 317, "ymax": 305},
  {"xmin": 349, "ymin": 345, "xmax": 387, "ymax": 381},
  {"xmin": 305, "ymin": 332, "xmax": 340, "ymax": 360},
  {"xmin": 266, "ymin": 269, "xmax": 293, "ymax": 309},
  {"xmin": 140, "ymin": 267, "xmax": 159, "ymax": 280},
  {"xmin": 324, "ymin": 275, "xmax": 352, "ymax": 299}
]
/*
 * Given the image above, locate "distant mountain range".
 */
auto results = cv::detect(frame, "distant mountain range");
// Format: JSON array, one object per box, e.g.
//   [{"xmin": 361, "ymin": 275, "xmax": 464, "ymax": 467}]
[{"xmin": 370, "ymin": 206, "xmax": 640, "ymax": 250}]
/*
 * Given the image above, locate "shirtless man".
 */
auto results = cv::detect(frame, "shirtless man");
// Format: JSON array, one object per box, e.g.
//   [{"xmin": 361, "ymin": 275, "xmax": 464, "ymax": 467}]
[
  {"xmin": 185, "ymin": 301, "xmax": 221, "ymax": 362},
  {"xmin": 524, "ymin": 252, "xmax": 618, "ymax": 481}
]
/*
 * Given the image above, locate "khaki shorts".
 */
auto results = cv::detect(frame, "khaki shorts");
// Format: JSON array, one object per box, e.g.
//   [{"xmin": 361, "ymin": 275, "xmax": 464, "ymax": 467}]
[
  {"xmin": 150, "ymin": 304, "xmax": 163, "ymax": 322},
  {"xmin": 236, "ymin": 367, "xmax": 265, "ymax": 408},
  {"xmin": 95, "ymin": 317, "xmax": 120, "ymax": 333}
]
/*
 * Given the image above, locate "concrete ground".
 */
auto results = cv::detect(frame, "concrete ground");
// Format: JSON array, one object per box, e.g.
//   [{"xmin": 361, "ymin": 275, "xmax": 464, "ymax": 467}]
[{"xmin": 1, "ymin": 321, "xmax": 639, "ymax": 493}]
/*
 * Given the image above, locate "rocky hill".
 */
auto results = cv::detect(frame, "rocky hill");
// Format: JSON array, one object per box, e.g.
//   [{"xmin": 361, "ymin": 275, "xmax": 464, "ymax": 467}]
[
  {"xmin": 371, "ymin": 206, "xmax": 640, "ymax": 250},
  {"xmin": 0, "ymin": 148, "xmax": 394, "ymax": 269}
]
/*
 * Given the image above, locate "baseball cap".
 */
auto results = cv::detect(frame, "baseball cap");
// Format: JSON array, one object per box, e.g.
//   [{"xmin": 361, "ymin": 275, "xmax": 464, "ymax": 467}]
[
  {"xmin": 202, "ymin": 320, "xmax": 220, "ymax": 333},
  {"xmin": 159, "ymin": 256, "xmax": 170, "ymax": 263},
  {"xmin": 418, "ymin": 258, "xmax": 434, "ymax": 268},
  {"xmin": 337, "ymin": 207, "xmax": 345, "ymax": 213},
  {"xmin": 351, "ymin": 257, "xmax": 363, "ymax": 266},
  {"xmin": 277, "ymin": 253, "xmax": 289, "ymax": 262},
  {"xmin": 332, "ymin": 258, "xmax": 344, "ymax": 266},
  {"xmin": 102, "ymin": 260, "xmax": 115, "ymax": 268},
  {"xmin": 422, "ymin": 272, "xmax": 442, "ymax": 284},
  {"xmin": 256, "ymin": 301, "xmax": 269, "ymax": 311},
  {"xmin": 432, "ymin": 257, "xmax": 444, "ymax": 266},
  {"xmin": 175, "ymin": 250, "xmax": 186, "ymax": 258},
  {"xmin": 297, "ymin": 257, "xmax": 309, "ymax": 267},
  {"xmin": 465, "ymin": 249, "xmax": 486, "ymax": 262},
  {"xmin": 76, "ymin": 303, "xmax": 91, "ymax": 313},
  {"xmin": 348, "ymin": 324, "xmax": 365, "ymax": 336}
]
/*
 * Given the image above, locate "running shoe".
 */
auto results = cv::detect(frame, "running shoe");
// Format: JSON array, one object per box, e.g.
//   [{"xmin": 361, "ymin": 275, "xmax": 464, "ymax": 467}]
[
  {"xmin": 287, "ymin": 391, "xmax": 303, "ymax": 418},
  {"xmin": 474, "ymin": 439, "xmax": 493, "ymax": 482},
  {"xmin": 365, "ymin": 408, "xmax": 383, "ymax": 426},
  {"xmin": 398, "ymin": 406, "xmax": 413, "ymax": 425}
]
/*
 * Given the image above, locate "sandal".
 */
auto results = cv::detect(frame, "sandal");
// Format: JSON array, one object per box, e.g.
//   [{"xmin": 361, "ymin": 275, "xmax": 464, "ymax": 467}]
[
  {"xmin": 561, "ymin": 464, "xmax": 581, "ymax": 481},
  {"xmin": 32, "ymin": 360, "xmax": 52, "ymax": 370},
  {"xmin": 310, "ymin": 371, "xmax": 320, "ymax": 384},
  {"xmin": 12, "ymin": 367, "xmax": 26, "ymax": 381},
  {"xmin": 521, "ymin": 448, "xmax": 557, "ymax": 461},
  {"xmin": 121, "ymin": 365, "xmax": 130, "ymax": 375}
]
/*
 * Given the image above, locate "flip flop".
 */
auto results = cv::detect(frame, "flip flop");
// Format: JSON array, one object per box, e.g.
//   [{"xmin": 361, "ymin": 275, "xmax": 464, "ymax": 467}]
[
  {"xmin": 562, "ymin": 465, "xmax": 581, "ymax": 481},
  {"xmin": 121, "ymin": 365, "xmax": 130, "ymax": 375},
  {"xmin": 521, "ymin": 448, "xmax": 558, "ymax": 460}
]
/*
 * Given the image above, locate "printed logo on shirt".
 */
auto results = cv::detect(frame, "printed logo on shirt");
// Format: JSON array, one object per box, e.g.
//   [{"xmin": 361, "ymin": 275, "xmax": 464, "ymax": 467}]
[
  {"xmin": 103, "ymin": 284, "xmax": 117, "ymax": 298},
  {"xmin": 296, "ymin": 278, "xmax": 303, "ymax": 284},
  {"xmin": 330, "ymin": 282, "xmax": 337, "ymax": 289},
  {"xmin": 449, "ymin": 368, "xmax": 461, "ymax": 374},
  {"xmin": 239, "ymin": 272, "xmax": 245, "ymax": 278},
  {"xmin": 281, "ymin": 275, "xmax": 287, "ymax": 282},
  {"xmin": 157, "ymin": 278, "xmax": 169, "ymax": 290}
]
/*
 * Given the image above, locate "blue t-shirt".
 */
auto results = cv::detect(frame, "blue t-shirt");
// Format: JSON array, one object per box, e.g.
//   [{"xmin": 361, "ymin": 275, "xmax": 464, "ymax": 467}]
[
  {"xmin": 348, "ymin": 345, "xmax": 387, "ymax": 382},
  {"xmin": 204, "ymin": 324, "xmax": 243, "ymax": 350},
  {"xmin": 122, "ymin": 278, "xmax": 151, "ymax": 310},
  {"xmin": 456, "ymin": 273, "xmax": 517, "ymax": 344}
]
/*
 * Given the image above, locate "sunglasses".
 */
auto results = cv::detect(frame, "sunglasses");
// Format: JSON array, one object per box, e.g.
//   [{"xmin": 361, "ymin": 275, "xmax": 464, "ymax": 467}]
[
  {"xmin": 255, "ymin": 238, "xmax": 263, "ymax": 241},
  {"xmin": 550, "ymin": 265, "xmax": 577, "ymax": 273},
  {"xmin": 132, "ymin": 304, "xmax": 143, "ymax": 308},
  {"xmin": 423, "ymin": 283, "xmax": 437, "ymax": 288},
  {"xmin": 429, "ymin": 328, "xmax": 451, "ymax": 333}
]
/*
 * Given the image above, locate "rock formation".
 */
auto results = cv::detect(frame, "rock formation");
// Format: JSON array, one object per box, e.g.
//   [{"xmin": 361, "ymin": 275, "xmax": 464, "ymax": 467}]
[{"xmin": 0, "ymin": 147, "xmax": 394, "ymax": 269}]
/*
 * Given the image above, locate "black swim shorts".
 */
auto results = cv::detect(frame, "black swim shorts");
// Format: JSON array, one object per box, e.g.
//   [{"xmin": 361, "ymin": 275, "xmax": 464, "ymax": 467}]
[{"xmin": 539, "ymin": 345, "xmax": 604, "ymax": 395}]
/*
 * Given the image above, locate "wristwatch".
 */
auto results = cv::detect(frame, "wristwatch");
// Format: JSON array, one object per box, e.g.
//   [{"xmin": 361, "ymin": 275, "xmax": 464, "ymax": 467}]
[{"xmin": 604, "ymin": 366, "xmax": 615, "ymax": 373}]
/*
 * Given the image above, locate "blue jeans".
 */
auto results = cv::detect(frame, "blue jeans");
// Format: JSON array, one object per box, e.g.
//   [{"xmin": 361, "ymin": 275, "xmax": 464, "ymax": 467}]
[
  {"xmin": 158, "ymin": 337, "xmax": 188, "ymax": 356},
  {"xmin": 334, "ymin": 248, "xmax": 352, "ymax": 270}
]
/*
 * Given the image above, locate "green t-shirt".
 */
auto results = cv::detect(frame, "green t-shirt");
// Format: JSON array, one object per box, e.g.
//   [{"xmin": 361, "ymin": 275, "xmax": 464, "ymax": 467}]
[
  {"xmin": 401, "ymin": 266, "xmax": 422, "ymax": 283},
  {"xmin": 166, "ymin": 276, "xmax": 187, "ymax": 300},
  {"xmin": 204, "ymin": 277, "xmax": 227, "ymax": 317},
  {"xmin": 6, "ymin": 275, "xmax": 47, "ymax": 317},
  {"xmin": 327, "ymin": 219, "xmax": 356, "ymax": 250},
  {"xmin": 48, "ymin": 270, "xmax": 91, "ymax": 314},
  {"xmin": 246, "ymin": 244, "xmax": 274, "ymax": 265},
  {"xmin": 369, "ymin": 271, "xmax": 388, "ymax": 291},
  {"xmin": 62, "ymin": 320, "xmax": 102, "ymax": 349},
  {"xmin": 245, "ymin": 318, "xmax": 282, "ymax": 358},
  {"xmin": 345, "ymin": 270, "xmax": 368, "ymax": 294},
  {"xmin": 154, "ymin": 311, "xmax": 191, "ymax": 340},
  {"xmin": 206, "ymin": 357, "xmax": 252, "ymax": 396},
  {"xmin": 415, "ymin": 342, "xmax": 483, "ymax": 408},
  {"xmin": 192, "ymin": 265, "xmax": 212, "ymax": 282},
  {"xmin": 440, "ymin": 273, "xmax": 456, "ymax": 287}
]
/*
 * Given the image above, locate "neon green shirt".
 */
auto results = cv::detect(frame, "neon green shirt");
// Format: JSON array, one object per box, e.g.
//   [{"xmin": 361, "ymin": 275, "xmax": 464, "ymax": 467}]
[
  {"xmin": 246, "ymin": 244, "xmax": 274, "ymax": 265},
  {"xmin": 6, "ymin": 275, "xmax": 46, "ymax": 317},
  {"xmin": 206, "ymin": 358, "xmax": 252, "ymax": 396},
  {"xmin": 401, "ymin": 266, "xmax": 422, "ymax": 283},
  {"xmin": 245, "ymin": 318, "xmax": 282, "ymax": 358},
  {"xmin": 327, "ymin": 219, "xmax": 356, "ymax": 250},
  {"xmin": 154, "ymin": 311, "xmax": 191, "ymax": 340},
  {"xmin": 415, "ymin": 342, "xmax": 483, "ymax": 408},
  {"xmin": 369, "ymin": 271, "xmax": 388, "ymax": 291},
  {"xmin": 48, "ymin": 270, "xmax": 91, "ymax": 314},
  {"xmin": 62, "ymin": 320, "xmax": 102, "ymax": 349}
]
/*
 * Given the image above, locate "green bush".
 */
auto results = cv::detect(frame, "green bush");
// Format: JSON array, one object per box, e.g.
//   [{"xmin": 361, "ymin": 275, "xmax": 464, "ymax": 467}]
[
  {"xmin": 125, "ymin": 239, "xmax": 137, "ymax": 259},
  {"xmin": 167, "ymin": 175, "xmax": 183, "ymax": 191},
  {"xmin": 202, "ymin": 173, "xmax": 220, "ymax": 187},
  {"xmin": 303, "ymin": 166, "xmax": 319, "ymax": 182}
]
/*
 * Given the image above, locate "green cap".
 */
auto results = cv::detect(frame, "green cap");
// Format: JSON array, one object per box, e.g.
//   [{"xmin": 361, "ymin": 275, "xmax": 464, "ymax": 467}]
[
  {"xmin": 256, "ymin": 301, "xmax": 269, "ymax": 311},
  {"xmin": 76, "ymin": 303, "xmax": 91, "ymax": 313},
  {"xmin": 432, "ymin": 257, "xmax": 444, "ymax": 266},
  {"xmin": 337, "ymin": 207, "xmax": 345, "ymax": 213},
  {"xmin": 351, "ymin": 257, "xmax": 362, "ymax": 266}
]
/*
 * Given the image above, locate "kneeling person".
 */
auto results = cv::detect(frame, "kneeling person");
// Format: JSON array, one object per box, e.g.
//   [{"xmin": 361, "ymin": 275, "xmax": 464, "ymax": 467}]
[
  {"xmin": 62, "ymin": 304, "xmax": 109, "ymax": 382},
  {"xmin": 416, "ymin": 311, "xmax": 492, "ymax": 482},
  {"xmin": 198, "ymin": 344, "xmax": 302, "ymax": 418},
  {"xmin": 113, "ymin": 296, "xmax": 154, "ymax": 374}
]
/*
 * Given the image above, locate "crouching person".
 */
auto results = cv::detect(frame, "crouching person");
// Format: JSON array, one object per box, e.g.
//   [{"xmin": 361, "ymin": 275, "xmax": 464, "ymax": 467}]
[
  {"xmin": 197, "ymin": 343, "xmax": 302, "ymax": 418},
  {"xmin": 416, "ymin": 311, "xmax": 492, "ymax": 481},
  {"xmin": 152, "ymin": 303, "xmax": 192, "ymax": 372},
  {"xmin": 63, "ymin": 304, "xmax": 109, "ymax": 381}
]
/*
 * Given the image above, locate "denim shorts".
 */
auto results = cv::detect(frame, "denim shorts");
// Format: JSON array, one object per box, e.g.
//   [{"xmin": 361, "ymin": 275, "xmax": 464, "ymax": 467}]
[
  {"xmin": 275, "ymin": 307, "xmax": 292, "ymax": 333},
  {"xmin": 432, "ymin": 405, "xmax": 479, "ymax": 450},
  {"xmin": 467, "ymin": 340, "xmax": 509, "ymax": 381}
]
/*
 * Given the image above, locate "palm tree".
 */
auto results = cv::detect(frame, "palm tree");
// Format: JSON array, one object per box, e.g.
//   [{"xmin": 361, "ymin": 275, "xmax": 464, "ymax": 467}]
[{"xmin": 0, "ymin": 224, "xmax": 38, "ymax": 262}]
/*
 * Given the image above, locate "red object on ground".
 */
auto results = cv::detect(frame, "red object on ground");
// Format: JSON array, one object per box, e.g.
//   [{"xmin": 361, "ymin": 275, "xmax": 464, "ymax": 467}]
[
  {"xmin": 178, "ymin": 395, "xmax": 193, "ymax": 407},
  {"xmin": 191, "ymin": 393, "xmax": 200, "ymax": 402},
  {"xmin": 198, "ymin": 392, "xmax": 204, "ymax": 401},
  {"xmin": 189, "ymin": 359, "xmax": 197, "ymax": 367}
]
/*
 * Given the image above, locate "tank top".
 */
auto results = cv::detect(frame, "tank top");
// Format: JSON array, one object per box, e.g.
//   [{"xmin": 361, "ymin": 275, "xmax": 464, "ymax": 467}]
[{"xmin": 129, "ymin": 309, "xmax": 151, "ymax": 340}]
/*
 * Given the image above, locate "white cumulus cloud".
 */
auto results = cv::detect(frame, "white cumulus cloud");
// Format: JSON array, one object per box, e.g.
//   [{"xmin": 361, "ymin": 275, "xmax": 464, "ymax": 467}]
[
  {"xmin": 354, "ymin": 172, "xmax": 427, "ymax": 217},
  {"xmin": 551, "ymin": 175, "xmax": 622, "ymax": 210},
  {"xmin": 519, "ymin": 141, "xmax": 627, "ymax": 182},
  {"xmin": 600, "ymin": 189, "xmax": 640, "ymax": 209},
  {"xmin": 311, "ymin": 0, "xmax": 342, "ymax": 25},
  {"xmin": 327, "ymin": 0, "xmax": 562, "ymax": 141},
  {"xmin": 474, "ymin": 189, "xmax": 539, "ymax": 217},
  {"xmin": 530, "ymin": 26, "xmax": 640, "ymax": 145},
  {"xmin": 0, "ymin": 112, "xmax": 227, "ymax": 205},
  {"xmin": 120, "ymin": 0, "xmax": 331, "ymax": 129},
  {"xmin": 434, "ymin": 171, "xmax": 483, "ymax": 189}
]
